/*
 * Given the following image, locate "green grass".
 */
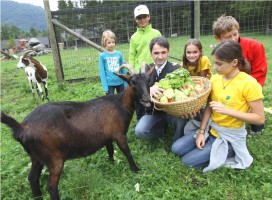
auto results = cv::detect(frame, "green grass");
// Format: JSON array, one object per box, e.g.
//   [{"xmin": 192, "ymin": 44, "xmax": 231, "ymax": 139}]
[{"xmin": 1, "ymin": 35, "xmax": 272, "ymax": 199}]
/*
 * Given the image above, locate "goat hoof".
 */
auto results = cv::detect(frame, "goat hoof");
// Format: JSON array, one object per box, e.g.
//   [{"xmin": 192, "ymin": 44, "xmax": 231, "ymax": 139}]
[
  {"xmin": 33, "ymin": 195, "xmax": 43, "ymax": 200},
  {"xmin": 108, "ymin": 158, "xmax": 114, "ymax": 163},
  {"xmin": 131, "ymin": 166, "xmax": 140, "ymax": 173}
]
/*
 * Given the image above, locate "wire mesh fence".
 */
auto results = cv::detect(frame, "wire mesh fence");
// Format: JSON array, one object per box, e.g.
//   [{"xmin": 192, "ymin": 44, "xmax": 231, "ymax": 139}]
[{"xmin": 51, "ymin": 1, "xmax": 272, "ymax": 81}]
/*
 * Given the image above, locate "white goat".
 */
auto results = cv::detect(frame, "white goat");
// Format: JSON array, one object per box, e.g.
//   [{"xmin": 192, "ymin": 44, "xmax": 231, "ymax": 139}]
[{"xmin": 17, "ymin": 50, "xmax": 49, "ymax": 100}]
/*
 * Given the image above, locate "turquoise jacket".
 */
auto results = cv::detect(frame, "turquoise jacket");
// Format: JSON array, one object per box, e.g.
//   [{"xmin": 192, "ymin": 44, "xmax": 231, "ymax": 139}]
[
  {"xmin": 129, "ymin": 24, "xmax": 161, "ymax": 71},
  {"xmin": 99, "ymin": 51, "xmax": 126, "ymax": 92}
]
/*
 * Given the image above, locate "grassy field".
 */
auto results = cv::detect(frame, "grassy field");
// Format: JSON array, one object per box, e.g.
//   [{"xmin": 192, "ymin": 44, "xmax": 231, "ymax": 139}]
[{"xmin": 1, "ymin": 35, "xmax": 272, "ymax": 199}]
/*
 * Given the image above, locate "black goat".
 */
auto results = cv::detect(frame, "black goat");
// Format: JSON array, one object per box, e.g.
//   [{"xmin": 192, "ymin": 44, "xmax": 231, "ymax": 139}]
[{"xmin": 1, "ymin": 64, "xmax": 154, "ymax": 200}]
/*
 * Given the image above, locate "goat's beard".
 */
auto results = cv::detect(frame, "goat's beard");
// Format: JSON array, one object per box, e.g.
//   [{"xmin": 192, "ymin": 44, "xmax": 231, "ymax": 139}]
[{"xmin": 140, "ymin": 101, "xmax": 151, "ymax": 107}]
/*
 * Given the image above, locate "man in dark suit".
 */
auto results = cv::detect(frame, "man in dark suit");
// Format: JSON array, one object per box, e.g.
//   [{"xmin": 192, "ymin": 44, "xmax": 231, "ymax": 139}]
[{"xmin": 135, "ymin": 36, "xmax": 188, "ymax": 141}]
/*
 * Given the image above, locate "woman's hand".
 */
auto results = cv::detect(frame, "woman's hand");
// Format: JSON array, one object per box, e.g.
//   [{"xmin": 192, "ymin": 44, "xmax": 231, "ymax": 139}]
[
  {"xmin": 196, "ymin": 133, "xmax": 205, "ymax": 149},
  {"xmin": 209, "ymin": 101, "xmax": 229, "ymax": 115}
]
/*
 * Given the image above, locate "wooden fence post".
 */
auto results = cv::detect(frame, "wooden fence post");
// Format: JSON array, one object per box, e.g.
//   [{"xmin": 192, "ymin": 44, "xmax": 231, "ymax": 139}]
[{"xmin": 43, "ymin": 0, "xmax": 64, "ymax": 82}]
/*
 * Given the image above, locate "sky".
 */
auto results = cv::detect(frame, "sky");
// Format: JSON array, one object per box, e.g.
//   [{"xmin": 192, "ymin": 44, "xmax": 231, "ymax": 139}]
[{"xmin": 11, "ymin": 0, "xmax": 59, "ymax": 11}]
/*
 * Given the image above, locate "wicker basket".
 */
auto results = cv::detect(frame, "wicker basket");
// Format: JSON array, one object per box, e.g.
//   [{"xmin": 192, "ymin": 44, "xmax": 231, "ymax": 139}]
[{"xmin": 151, "ymin": 76, "xmax": 211, "ymax": 117}]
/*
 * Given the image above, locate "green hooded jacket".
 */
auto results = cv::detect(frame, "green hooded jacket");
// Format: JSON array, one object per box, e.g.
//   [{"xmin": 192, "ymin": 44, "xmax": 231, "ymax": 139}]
[{"xmin": 129, "ymin": 24, "xmax": 161, "ymax": 71}]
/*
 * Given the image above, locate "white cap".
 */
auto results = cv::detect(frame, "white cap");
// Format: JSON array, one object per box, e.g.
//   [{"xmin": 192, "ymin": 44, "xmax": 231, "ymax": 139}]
[{"xmin": 134, "ymin": 5, "xmax": 150, "ymax": 18}]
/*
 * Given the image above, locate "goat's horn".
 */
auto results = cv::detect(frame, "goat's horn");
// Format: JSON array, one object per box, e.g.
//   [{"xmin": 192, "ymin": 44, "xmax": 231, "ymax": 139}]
[
  {"xmin": 140, "ymin": 62, "xmax": 149, "ymax": 74},
  {"xmin": 23, "ymin": 49, "xmax": 35, "ymax": 58},
  {"xmin": 119, "ymin": 64, "xmax": 137, "ymax": 75}
]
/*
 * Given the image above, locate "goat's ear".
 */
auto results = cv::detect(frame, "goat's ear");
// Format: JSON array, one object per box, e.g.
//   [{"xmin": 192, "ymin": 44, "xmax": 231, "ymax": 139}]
[
  {"xmin": 146, "ymin": 66, "xmax": 155, "ymax": 76},
  {"xmin": 113, "ymin": 73, "xmax": 131, "ymax": 83},
  {"xmin": 140, "ymin": 62, "xmax": 149, "ymax": 74},
  {"xmin": 22, "ymin": 58, "xmax": 28, "ymax": 61}
]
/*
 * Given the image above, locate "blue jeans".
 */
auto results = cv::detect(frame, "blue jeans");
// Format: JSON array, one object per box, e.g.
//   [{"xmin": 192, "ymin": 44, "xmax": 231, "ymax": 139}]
[
  {"xmin": 107, "ymin": 84, "xmax": 124, "ymax": 95},
  {"xmin": 170, "ymin": 116, "xmax": 188, "ymax": 142},
  {"xmin": 171, "ymin": 132, "xmax": 235, "ymax": 168},
  {"xmin": 134, "ymin": 113, "xmax": 187, "ymax": 141}
]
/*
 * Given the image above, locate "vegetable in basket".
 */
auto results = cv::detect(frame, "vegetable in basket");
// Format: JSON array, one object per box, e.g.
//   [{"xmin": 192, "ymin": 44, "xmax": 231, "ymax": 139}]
[
  {"xmin": 155, "ymin": 68, "xmax": 206, "ymax": 103},
  {"xmin": 158, "ymin": 68, "xmax": 193, "ymax": 90}
]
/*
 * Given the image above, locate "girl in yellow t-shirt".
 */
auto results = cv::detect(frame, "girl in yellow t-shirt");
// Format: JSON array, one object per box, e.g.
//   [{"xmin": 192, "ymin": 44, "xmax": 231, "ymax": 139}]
[
  {"xmin": 172, "ymin": 40, "xmax": 264, "ymax": 170},
  {"xmin": 181, "ymin": 38, "xmax": 212, "ymax": 78}
]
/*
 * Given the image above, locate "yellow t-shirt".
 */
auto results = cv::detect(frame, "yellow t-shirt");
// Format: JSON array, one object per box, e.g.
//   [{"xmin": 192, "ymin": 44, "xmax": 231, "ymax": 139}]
[
  {"xmin": 210, "ymin": 72, "xmax": 263, "ymax": 137},
  {"xmin": 181, "ymin": 55, "xmax": 212, "ymax": 78}
]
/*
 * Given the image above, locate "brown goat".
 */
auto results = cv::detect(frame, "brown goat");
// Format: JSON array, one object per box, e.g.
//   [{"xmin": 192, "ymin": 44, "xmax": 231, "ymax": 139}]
[
  {"xmin": 17, "ymin": 50, "xmax": 49, "ymax": 100},
  {"xmin": 1, "ymin": 64, "xmax": 154, "ymax": 200}
]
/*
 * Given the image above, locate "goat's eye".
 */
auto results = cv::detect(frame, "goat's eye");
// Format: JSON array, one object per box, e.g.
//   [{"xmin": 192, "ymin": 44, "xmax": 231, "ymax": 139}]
[{"xmin": 131, "ymin": 79, "xmax": 137, "ymax": 85}]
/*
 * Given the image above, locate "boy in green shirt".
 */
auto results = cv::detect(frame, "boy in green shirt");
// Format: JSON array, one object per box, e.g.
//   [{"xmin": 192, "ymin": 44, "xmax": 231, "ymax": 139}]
[{"xmin": 129, "ymin": 5, "xmax": 161, "ymax": 71}]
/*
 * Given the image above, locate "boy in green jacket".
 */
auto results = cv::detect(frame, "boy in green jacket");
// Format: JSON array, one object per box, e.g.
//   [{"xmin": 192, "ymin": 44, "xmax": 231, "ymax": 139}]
[{"xmin": 129, "ymin": 5, "xmax": 161, "ymax": 71}]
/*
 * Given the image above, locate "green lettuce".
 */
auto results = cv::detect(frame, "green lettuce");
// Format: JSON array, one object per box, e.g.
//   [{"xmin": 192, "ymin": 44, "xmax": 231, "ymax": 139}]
[{"xmin": 158, "ymin": 68, "xmax": 193, "ymax": 90}]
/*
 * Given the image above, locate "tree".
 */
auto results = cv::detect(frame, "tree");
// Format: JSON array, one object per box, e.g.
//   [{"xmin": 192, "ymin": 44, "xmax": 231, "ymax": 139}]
[
  {"xmin": 58, "ymin": 0, "xmax": 67, "ymax": 10},
  {"xmin": 1, "ymin": 24, "xmax": 23, "ymax": 40},
  {"xmin": 67, "ymin": 0, "xmax": 74, "ymax": 9},
  {"xmin": 7, "ymin": 35, "xmax": 15, "ymax": 49},
  {"xmin": 1, "ymin": 24, "xmax": 10, "ymax": 40},
  {"xmin": 1, "ymin": 24, "xmax": 45, "ymax": 40},
  {"xmin": 230, "ymin": 1, "xmax": 272, "ymax": 34},
  {"xmin": 29, "ymin": 27, "xmax": 38, "ymax": 37}
]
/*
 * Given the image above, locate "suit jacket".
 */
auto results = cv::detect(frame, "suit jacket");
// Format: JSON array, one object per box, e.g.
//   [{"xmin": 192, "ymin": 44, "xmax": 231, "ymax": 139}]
[
  {"xmin": 138, "ymin": 61, "xmax": 181, "ymax": 116},
  {"xmin": 146, "ymin": 61, "xmax": 181, "ymax": 86}
]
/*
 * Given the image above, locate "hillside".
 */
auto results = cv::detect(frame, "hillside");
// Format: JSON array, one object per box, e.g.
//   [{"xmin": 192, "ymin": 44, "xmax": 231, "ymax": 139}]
[{"xmin": 1, "ymin": 1, "xmax": 47, "ymax": 31}]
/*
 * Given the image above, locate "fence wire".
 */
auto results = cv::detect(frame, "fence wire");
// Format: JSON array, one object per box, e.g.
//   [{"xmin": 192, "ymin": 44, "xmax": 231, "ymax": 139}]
[{"xmin": 51, "ymin": 1, "xmax": 272, "ymax": 81}]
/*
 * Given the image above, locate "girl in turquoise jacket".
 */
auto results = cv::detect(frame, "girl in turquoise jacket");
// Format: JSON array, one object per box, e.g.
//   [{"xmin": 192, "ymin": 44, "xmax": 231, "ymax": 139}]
[{"xmin": 99, "ymin": 30, "xmax": 126, "ymax": 95}]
